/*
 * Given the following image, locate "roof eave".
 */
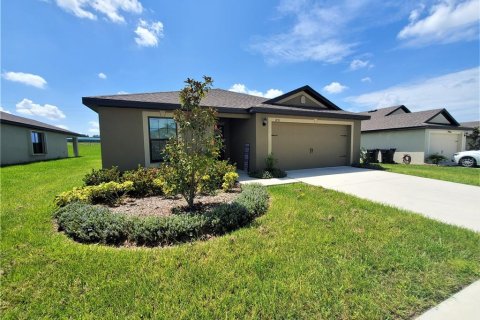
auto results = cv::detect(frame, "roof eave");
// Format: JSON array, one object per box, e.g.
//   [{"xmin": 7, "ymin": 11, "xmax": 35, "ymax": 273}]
[
  {"xmin": 250, "ymin": 107, "xmax": 370, "ymax": 120},
  {"xmin": 0, "ymin": 119, "xmax": 81, "ymax": 136}
]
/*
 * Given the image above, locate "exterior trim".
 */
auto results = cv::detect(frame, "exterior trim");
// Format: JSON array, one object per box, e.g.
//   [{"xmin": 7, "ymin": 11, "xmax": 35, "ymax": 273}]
[
  {"xmin": 362, "ymin": 125, "xmax": 471, "ymax": 133},
  {"xmin": 142, "ymin": 110, "xmax": 174, "ymax": 167},
  {"xmin": 275, "ymin": 91, "xmax": 324, "ymax": 107},
  {"xmin": 267, "ymin": 116, "xmax": 355, "ymax": 164},
  {"xmin": 250, "ymin": 107, "xmax": 369, "ymax": 120},
  {"xmin": 263, "ymin": 85, "xmax": 342, "ymax": 110}
]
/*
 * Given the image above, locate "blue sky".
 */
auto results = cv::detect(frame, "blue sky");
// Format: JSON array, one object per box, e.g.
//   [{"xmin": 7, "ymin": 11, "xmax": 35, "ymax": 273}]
[{"xmin": 1, "ymin": 0, "xmax": 479, "ymax": 135}]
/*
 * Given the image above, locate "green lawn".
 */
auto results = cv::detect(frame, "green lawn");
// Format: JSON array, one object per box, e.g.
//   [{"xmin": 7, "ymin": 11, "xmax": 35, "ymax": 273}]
[
  {"xmin": 1, "ymin": 144, "xmax": 479, "ymax": 319},
  {"xmin": 379, "ymin": 163, "xmax": 480, "ymax": 186}
]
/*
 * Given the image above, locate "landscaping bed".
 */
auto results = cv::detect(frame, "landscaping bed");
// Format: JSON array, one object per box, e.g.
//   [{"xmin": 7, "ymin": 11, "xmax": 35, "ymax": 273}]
[{"xmin": 109, "ymin": 187, "xmax": 241, "ymax": 217}]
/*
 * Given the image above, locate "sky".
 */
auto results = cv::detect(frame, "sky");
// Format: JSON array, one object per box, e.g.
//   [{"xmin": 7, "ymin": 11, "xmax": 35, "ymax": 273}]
[{"xmin": 1, "ymin": 0, "xmax": 479, "ymax": 135}]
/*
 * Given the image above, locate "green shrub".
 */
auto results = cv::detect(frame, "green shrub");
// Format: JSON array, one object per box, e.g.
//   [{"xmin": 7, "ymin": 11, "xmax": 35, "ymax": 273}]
[
  {"xmin": 54, "ymin": 184, "xmax": 270, "ymax": 247},
  {"xmin": 426, "ymin": 154, "xmax": 447, "ymax": 165},
  {"xmin": 129, "ymin": 214, "xmax": 207, "ymax": 246},
  {"xmin": 222, "ymin": 171, "xmax": 238, "ymax": 192},
  {"xmin": 235, "ymin": 183, "xmax": 269, "ymax": 216},
  {"xmin": 198, "ymin": 160, "xmax": 237, "ymax": 194},
  {"xmin": 54, "ymin": 181, "xmax": 134, "ymax": 207},
  {"xmin": 83, "ymin": 167, "xmax": 121, "ymax": 186},
  {"xmin": 265, "ymin": 153, "xmax": 276, "ymax": 171},
  {"xmin": 54, "ymin": 203, "xmax": 128, "ymax": 244},
  {"xmin": 122, "ymin": 166, "xmax": 163, "ymax": 197},
  {"xmin": 204, "ymin": 202, "xmax": 250, "ymax": 234},
  {"xmin": 248, "ymin": 168, "xmax": 286, "ymax": 179}
]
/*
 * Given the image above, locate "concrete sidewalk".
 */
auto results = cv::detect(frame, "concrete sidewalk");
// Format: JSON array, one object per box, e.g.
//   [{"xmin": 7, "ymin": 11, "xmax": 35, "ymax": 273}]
[{"xmin": 415, "ymin": 280, "xmax": 480, "ymax": 320}]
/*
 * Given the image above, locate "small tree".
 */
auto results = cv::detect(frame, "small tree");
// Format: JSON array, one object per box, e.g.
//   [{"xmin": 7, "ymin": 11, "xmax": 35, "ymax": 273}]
[{"xmin": 161, "ymin": 76, "xmax": 222, "ymax": 208}]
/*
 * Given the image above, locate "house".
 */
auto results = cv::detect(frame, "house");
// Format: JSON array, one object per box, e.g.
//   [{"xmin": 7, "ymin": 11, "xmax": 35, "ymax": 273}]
[
  {"xmin": 461, "ymin": 121, "xmax": 480, "ymax": 151},
  {"xmin": 82, "ymin": 85, "xmax": 370, "ymax": 171},
  {"xmin": 0, "ymin": 111, "xmax": 80, "ymax": 166},
  {"xmin": 360, "ymin": 105, "xmax": 471, "ymax": 164}
]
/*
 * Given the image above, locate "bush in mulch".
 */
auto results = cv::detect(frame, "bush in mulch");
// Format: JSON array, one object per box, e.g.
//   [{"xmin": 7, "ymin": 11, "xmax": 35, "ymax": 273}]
[{"xmin": 53, "ymin": 183, "xmax": 269, "ymax": 247}]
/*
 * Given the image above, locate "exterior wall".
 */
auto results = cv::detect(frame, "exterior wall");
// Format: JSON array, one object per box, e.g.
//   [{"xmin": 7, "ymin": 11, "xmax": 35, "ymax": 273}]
[
  {"xmin": 98, "ymin": 107, "xmax": 145, "ymax": 170},
  {"xmin": 361, "ymin": 129, "xmax": 426, "ymax": 164},
  {"xmin": 0, "ymin": 123, "xmax": 69, "ymax": 165}
]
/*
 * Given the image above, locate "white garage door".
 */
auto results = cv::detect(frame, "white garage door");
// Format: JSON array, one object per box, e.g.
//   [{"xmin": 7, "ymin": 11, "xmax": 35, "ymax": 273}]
[{"xmin": 429, "ymin": 132, "xmax": 460, "ymax": 160}]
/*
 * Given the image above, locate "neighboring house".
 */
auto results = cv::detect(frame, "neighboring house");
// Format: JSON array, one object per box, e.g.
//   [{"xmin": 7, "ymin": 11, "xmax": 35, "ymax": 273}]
[
  {"xmin": 82, "ymin": 85, "xmax": 370, "ymax": 171},
  {"xmin": 360, "ymin": 105, "xmax": 471, "ymax": 164},
  {"xmin": 0, "ymin": 111, "xmax": 80, "ymax": 166},
  {"xmin": 461, "ymin": 121, "xmax": 480, "ymax": 151}
]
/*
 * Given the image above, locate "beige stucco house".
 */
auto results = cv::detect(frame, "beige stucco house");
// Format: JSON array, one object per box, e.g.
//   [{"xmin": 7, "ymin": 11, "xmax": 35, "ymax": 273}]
[
  {"xmin": 0, "ymin": 111, "xmax": 80, "ymax": 166},
  {"xmin": 83, "ymin": 86, "xmax": 369, "ymax": 171},
  {"xmin": 360, "ymin": 105, "xmax": 471, "ymax": 164}
]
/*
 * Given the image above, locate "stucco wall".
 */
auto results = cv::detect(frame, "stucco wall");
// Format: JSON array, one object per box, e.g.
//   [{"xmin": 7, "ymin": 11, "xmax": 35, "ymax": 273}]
[
  {"xmin": 361, "ymin": 129, "xmax": 426, "ymax": 164},
  {"xmin": 0, "ymin": 123, "xmax": 69, "ymax": 166},
  {"xmin": 98, "ymin": 107, "xmax": 145, "ymax": 170}
]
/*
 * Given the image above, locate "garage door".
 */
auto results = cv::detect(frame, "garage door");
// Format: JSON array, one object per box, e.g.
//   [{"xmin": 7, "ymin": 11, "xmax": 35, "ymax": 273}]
[
  {"xmin": 429, "ymin": 132, "xmax": 460, "ymax": 160},
  {"xmin": 271, "ymin": 122, "xmax": 350, "ymax": 170}
]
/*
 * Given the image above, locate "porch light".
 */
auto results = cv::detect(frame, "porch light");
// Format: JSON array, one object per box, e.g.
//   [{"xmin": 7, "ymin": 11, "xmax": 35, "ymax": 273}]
[{"xmin": 263, "ymin": 118, "xmax": 268, "ymax": 126}]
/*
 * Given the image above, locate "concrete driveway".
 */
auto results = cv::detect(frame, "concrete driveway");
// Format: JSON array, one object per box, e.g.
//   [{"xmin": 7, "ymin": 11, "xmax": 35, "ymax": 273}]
[{"xmin": 286, "ymin": 166, "xmax": 480, "ymax": 232}]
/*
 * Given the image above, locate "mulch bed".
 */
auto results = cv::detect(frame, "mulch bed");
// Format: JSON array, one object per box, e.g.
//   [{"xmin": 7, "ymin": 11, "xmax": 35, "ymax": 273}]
[{"xmin": 109, "ymin": 187, "xmax": 241, "ymax": 217}]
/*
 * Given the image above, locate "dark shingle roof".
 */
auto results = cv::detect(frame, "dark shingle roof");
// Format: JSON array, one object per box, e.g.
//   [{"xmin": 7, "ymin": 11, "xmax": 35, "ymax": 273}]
[
  {"xmin": 83, "ymin": 87, "xmax": 370, "ymax": 120},
  {"xmin": 360, "ymin": 106, "xmax": 469, "ymax": 132},
  {"xmin": 461, "ymin": 121, "xmax": 480, "ymax": 128},
  {"xmin": 0, "ymin": 112, "xmax": 80, "ymax": 136}
]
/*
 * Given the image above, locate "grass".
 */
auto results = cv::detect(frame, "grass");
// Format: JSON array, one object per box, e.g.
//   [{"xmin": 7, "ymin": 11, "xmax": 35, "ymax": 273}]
[
  {"xmin": 1, "ymin": 143, "xmax": 479, "ymax": 319},
  {"xmin": 378, "ymin": 163, "xmax": 480, "ymax": 186}
]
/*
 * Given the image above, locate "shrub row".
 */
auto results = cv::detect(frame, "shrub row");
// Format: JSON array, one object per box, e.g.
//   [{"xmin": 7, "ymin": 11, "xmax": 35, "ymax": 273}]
[
  {"xmin": 79, "ymin": 161, "xmax": 237, "ymax": 201},
  {"xmin": 54, "ymin": 181, "xmax": 134, "ymax": 207},
  {"xmin": 249, "ymin": 168, "xmax": 287, "ymax": 179},
  {"xmin": 54, "ymin": 183, "xmax": 269, "ymax": 247}
]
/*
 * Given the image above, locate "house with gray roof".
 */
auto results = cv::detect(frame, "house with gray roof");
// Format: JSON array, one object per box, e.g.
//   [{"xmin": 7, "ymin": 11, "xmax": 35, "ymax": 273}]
[
  {"xmin": 360, "ymin": 105, "xmax": 472, "ymax": 164},
  {"xmin": 0, "ymin": 111, "xmax": 80, "ymax": 166},
  {"xmin": 83, "ymin": 85, "xmax": 370, "ymax": 171},
  {"xmin": 461, "ymin": 121, "xmax": 480, "ymax": 151}
]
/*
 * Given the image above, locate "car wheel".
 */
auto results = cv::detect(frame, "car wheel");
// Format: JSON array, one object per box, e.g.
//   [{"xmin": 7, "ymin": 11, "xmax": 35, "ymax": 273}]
[{"xmin": 459, "ymin": 157, "xmax": 476, "ymax": 168}]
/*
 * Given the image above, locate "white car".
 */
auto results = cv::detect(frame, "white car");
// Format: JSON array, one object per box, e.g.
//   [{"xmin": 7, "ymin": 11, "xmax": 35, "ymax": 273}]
[{"xmin": 452, "ymin": 150, "xmax": 480, "ymax": 167}]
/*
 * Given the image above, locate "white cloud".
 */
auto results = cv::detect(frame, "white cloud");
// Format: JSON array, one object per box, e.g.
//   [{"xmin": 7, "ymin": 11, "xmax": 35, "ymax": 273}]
[
  {"xmin": 2, "ymin": 71, "xmax": 47, "ymax": 89},
  {"xmin": 346, "ymin": 67, "xmax": 480, "ymax": 121},
  {"xmin": 134, "ymin": 19, "xmax": 164, "ymax": 47},
  {"xmin": 88, "ymin": 121, "xmax": 100, "ymax": 134},
  {"xmin": 0, "ymin": 106, "xmax": 12, "ymax": 114},
  {"xmin": 16, "ymin": 98, "xmax": 66, "ymax": 120},
  {"xmin": 398, "ymin": 0, "xmax": 480, "ymax": 46},
  {"xmin": 250, "ymin": 0, "xmax": 410, "ymax": 64},
  {"xmin": 349, "ymin": 59, "xmax": 373, "ymax": 71},
  {"xmin": 117, "ymin": 91, "xmax": 129, "ymax": 94},
  {"xmin": 323, "ymin": 82, "xmax": 348, "ymax": 94},
  {"xmin": 54, "ymin": 0, "xmax": 143, "ymax": 23},
  {"xmin": 56, "ymin": 124, "xmax": 69, "ymax": 130},
  {"xmin": 98, "ymin": 72, "xmax": 107, "ymax": 79},
  {"xmin": 361, "ymin": 77, "xmax": 372, "ymax": 83},
  {"xmin": 229, "ymin": 84, "xmax": 283, "ymax": 99}
]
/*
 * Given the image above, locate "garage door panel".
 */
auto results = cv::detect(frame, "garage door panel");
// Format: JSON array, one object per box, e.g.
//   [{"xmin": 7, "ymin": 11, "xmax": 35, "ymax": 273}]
[
  {"xmin": 272, "ymin": 122, "xmax": 350, "ymax": 170},
  {"xmin": 429, "ymin": 133, "xmax": 460, "ymax": 160}
]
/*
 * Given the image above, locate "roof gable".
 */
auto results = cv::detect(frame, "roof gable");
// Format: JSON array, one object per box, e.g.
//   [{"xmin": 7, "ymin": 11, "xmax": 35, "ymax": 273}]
[
  {"xmin": 262, "ymin": 85, "xmax": 342, "ymax": 110},
  {"xmin": 425, "ymin": 109, "xmax": 459, "ymax": 126}
]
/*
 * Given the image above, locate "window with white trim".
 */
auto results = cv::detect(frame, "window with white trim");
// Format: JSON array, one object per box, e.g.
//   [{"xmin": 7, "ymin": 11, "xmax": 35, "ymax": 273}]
[{"xmin": 148, "ymin": 117, "xmax": 177, "ymax": 162}]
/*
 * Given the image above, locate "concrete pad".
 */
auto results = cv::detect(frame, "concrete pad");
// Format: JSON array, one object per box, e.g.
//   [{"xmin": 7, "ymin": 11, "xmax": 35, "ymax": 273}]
[
  {"xmin": 237, "ymin": 170, "xmax": 297, "ymax": 186},
  {"xmin": 415, "ymin": 280, "xmax": 480, "ymax": 320},
  {"xmin": 287, "ymin": 166, "xmax": 480, "ymax": 232}
]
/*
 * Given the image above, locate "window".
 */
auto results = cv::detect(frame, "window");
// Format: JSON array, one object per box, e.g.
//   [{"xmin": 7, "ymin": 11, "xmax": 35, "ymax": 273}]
[
  {"xmin": 148, "ymin": 117, "xmax": 177, "ymax": 162},
  {"xmin": 31, "ymin": 131, "xmax": 46, "ymax": 154}
]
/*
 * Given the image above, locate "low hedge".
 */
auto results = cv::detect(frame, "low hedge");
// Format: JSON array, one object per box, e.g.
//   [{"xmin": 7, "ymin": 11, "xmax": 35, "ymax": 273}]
[{"xmin": 53, "ymin": 183, "xmax": 269, "ymax": 247}]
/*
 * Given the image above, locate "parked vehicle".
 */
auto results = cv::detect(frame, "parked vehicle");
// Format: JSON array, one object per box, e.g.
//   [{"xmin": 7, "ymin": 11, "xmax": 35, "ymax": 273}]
[{"xmin": 452, "ymin": 150, "xmax": 480, "ymax": 167}]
